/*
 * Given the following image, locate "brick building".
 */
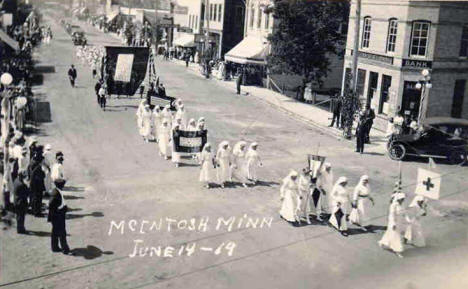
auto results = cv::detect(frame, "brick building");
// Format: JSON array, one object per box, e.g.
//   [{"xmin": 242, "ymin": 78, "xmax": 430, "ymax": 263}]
[{"xmin": 343, "ymin": 0, "xmax": 468, "ymax": 129}]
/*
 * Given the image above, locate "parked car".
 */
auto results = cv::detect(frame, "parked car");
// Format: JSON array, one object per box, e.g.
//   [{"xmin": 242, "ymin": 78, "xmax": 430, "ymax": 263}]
[
  {"xmin": 72, "ymin": 31, "xmax": 87, "ymax": 46},
  {"xmin": 387, "ymin": 117, "xmax": 468, "ymax": 164}
]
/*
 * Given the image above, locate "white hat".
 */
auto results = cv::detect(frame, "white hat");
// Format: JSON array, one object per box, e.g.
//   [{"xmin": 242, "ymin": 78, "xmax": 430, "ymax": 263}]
[
  {"xmin": 394, "ymin": 193, "xmax": 406, "ymax": 201},
  {"xmin": 361, "ymin": 175, "xmax": 369, "ymax": 181},
  {"xmin": 324, "ymin": 162, "xmax": 331, "ymax": 168},
  {"xmin": 337, "ymin": 176, "xmax": 348, "ymax": 184},
  {"xmin": 289, "ymin": 170, "xmax": 298, "ymax": 177},
  {"xmin": 409, "ymin": 195, "xmax": 425, "ymax": 208},
  {"xmin": 45, "ymin": 144, "xmax": 52, "ymax": 151}
]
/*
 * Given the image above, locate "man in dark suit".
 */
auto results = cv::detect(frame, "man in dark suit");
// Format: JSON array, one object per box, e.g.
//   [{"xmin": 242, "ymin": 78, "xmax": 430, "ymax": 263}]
[
  {"xmin": 356, "ymin": 116, "xmax": 367, "ymax": 154},
  {"xmin": 329, "ymin": 95, "xmax": 342, "ymax": 128},
  {"xmin": 28, "ymin": 151, "xmax": 46, "ymax": 217},
  {"xmin": 67, "ymin": 64, "xmax": 77, "ymax": 87},
  {"xmin": 48, "ymin": 180, "xmax": 71, "ymax": 254},
  {"xmin": 13, "ymin": 171, "xmax": 30, "ymax": 234},
  {"xmin": 236, "ymin": 72, "xmax": 243, "ymax": 95}
]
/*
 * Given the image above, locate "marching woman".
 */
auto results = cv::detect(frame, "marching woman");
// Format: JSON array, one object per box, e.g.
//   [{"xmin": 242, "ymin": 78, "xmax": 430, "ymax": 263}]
[
  {"xmin": 379, "ymin": 193, "xmax": 406, "ymax": 258},
  {"xmin": 279, "ymin": 170, "xmax": 301, "ymax": 226},
  {"xmin": 136, "ymin": 99, "xmax": 148, "ymax": 130},
  {"xmin": 349, "ymin": 175, "xmax": 374, "ymax": 231},
  {"xmin": 187, "ymin": 118, "xmax": 198, "ymax": 132},
  {"xmin": 197, "ymin": 117, "xmax": 206, "ymax": 129},
  {"xmin": 215, "ymin": 141, "xmax": 231, "ymax": 188},
  {"xmin": 152, "ymin": 106, "xmax": 162, "ymax": 143},
  {"xmin": 231, "ymin": 141, "xmax": 248, "ymax": 188},
  {"xmin": 329, "ymin": 177, "xmax": 350, "ymax": 235},
  {"xmin": 246, "ymin": 142, "xmax": 262, "ymax": 184},
  {"xmin": 199, "ymin": 143, "xmax": 214, "ymax": 188},
  {"xmin": 161, "ymin": 105, "xmax": 173, "ymax": 126},
  {"xmin": 173, "ymin": 117, "xmax": 186, "ymax": 131},
  {"xmin": 404, "ymin": 195, "xmax": 427, "ymax": 248},
  {"xmin": 172, "ymin": 98, "xmax": 184, "ymax": 110},
  {"xmin": 158, "ymin": 119, "xmax": 172, "ymax": 160},
  {"xmin": 139, "ymin": 105, "xmax": 153, "ymax": 142},
  {"xmin": 171, "ymin": 124, "xmax": 182, "ymax": 167},
  {"xmin": 317, "ymin": 162, "xmax": 334, "ymax": 213},
  {"xmin": 174, "ymin": 104, "xmax": 187, "ymax": 127},
  {"xmin": 297, "ymin": 168, "xmax": 313, "ymax": 224}
]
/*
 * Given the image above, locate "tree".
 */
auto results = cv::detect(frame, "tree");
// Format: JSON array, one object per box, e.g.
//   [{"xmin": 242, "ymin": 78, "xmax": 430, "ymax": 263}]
[{"xmin": 267, "ymin": 0, "xmax": 349, "ymax": 87}]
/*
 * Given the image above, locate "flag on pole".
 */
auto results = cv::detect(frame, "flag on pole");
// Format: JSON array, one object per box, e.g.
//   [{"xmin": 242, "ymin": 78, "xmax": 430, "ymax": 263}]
[
  {"xmin": 415, "ymin": 168, "xmax": 441, "ymax": 200},
  {"xmin": 308, "ymin": 155, "xmax": 326, "ymax": 178}
]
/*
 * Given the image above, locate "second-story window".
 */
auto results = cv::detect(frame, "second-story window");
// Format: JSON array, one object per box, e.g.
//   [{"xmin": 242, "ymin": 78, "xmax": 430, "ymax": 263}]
[
  {"xmin": 218, "ymin": 4, "xmax": 222, "ymax": 22},
  {"xmin": 214, "ymin": 4, "xmax": 217, "ymax": 21},
  {"xmin": 195, "ymin": 16, "xmax": 198, "ymax": 29},
  {"xmin": 209, "ymin": 4, "xmax": 213, "ymax": 21},
  {"xmin": 361, "ymin": 17, "xmax": 372, "ymax": 48},
  {"xmin": 265, "ymin": 12, "xmax": 270, "ymax": 29},
  {"xmin": 386, "ymin": 19, "xmax": 398, "ymax": 52},
  {"xmin": 460, "ymin": 24, "xmax": 468, "ymax": 57},
  {"xmin": 257, "ymin": 7, "xmax": 262, "ymax": 29},
  {"xmin": 410, "ymin": 21, "xmax": 430, "ymax": 57}
]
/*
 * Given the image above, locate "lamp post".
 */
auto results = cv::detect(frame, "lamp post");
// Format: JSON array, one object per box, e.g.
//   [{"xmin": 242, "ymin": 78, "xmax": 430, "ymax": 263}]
[
  {"xmin": 1, "ymin": 73, "xmax": 13, "ymax": 170},
  {"xmin": 416, "ymin": 69, "xmax": 432, "ymax": 126}
]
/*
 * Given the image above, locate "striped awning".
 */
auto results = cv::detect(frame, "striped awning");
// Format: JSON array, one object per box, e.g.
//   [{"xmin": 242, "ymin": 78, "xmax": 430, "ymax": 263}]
[{"xmin": 225, "ymin": 36, "xmax": 268, "ymax": 65}]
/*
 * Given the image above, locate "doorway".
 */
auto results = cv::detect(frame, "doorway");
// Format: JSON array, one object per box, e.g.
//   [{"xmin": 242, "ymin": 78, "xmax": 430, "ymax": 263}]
[
  {"xmin": 401, "ymin": 81, "xmax": 422, "ymax": 121},
  {"xmin": 367, "ymin": 71, "xmax": 379, "ymax": 106}
]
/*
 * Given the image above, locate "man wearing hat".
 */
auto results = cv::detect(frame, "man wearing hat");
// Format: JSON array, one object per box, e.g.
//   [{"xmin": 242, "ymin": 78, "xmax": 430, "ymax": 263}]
[
  {"xmin": 51, "ymin": 152, "xmax": 66, "ymax": 189},
  {"xmin": 48, "ymin": 180, "xmax": 71, "ymax": 254},
  {"xmin": 43, "ymin": 144, "xmax": 54, "ymax": 195},
  {"xmin": 68, "ymin": 64, "xmax": 77, "ymax": 87},
  {"xmin": 13, "ymin": 171, "xmax": 30, "ymax": 234},
  {"xmin": 28, "ymin": 151, "xmax": 46, "ymax": 217}
]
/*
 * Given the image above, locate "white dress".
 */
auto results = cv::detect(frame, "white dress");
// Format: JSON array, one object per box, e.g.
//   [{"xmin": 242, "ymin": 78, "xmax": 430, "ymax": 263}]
[
  {"xmin": 139, "ymin": 110, "xmax": 152, "ymax": 138},
  {"xmin": 329, "ymin": 184, "xmax": 350, "ymax": 231},
  {"xmin": 297, "ymin": 174, "xmax": 314, "ymax": 217},
  {"xmin": 231, "ymin": 151, "xmax": 247, "ymax": 182},
  {"xmin": 279, "ymin": 179, "xmax": 300, "ymax": 222},
  {"xmin": 199, "ymin": 150, "xmax": 212, "ymax": 183},
  {"xmin": 318, "ymin": 169, "xmax": 334, "ymax": 211},
  {"xmin": 404, "ymin": 207, "xmax": 426, "ymax": 247},
  {"xmin": 329, "ymin": 202, "xmax": 348, "ymax": 231},
  {"xmin": 379, "ymin": 202, "xmax": 405, "ymax": 253},
  {"xmin": 246, "ymin": 149, "xmax": 261, "ymax": 181},
  {"xmin": 152, "ymin": 111, "xmax": 162, "ymax": 141},
  {"xmin": 216, "ymin": 148, "xmax": 231, "ymax": 183},
  {"xmin": 349, "ymin": 184, "xmax": 372, "ymax": 226},
  {"xmin": 158, "ymin": 125, "xmax": 171, "ymax": 157},
  {"xmin": 174, "ymin": 109, "xmax": 187, "ymax": 127}
]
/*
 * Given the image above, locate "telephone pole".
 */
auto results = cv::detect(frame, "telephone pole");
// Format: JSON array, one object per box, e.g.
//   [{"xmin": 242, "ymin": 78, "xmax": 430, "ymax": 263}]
[
  {"xmin": 351, "ymin": 0, "xmax": 361, "ymax": 93},
  {"xmin": 204, "ymin": 0, "xmax": 210, "ymax": 60}
]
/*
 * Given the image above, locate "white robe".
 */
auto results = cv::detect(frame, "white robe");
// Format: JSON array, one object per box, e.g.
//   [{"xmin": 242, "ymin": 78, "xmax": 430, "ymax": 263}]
[
  {"xmin": 230, "ymin": 151, "xmax": 247, "ymax": 182},
  {"xmin": 199, "ymin": 150, "xmax": 212, "ymax": 183},
  {"xmin": 379, "ymin": 201, "xmax": 405, "ymax": 253},
  {"xmin": 279, "ymin": 178, "xmax": 300, "ymax": 222},
  {"xmin": 317, "ymin": 169, "xmax": 333, "ymax": 211},
  {"xmin": 297, "ymin": 174, "xmax": 314, "ymax": 217},
  {"xmin": 136, "ymin": 103, "xmax": 146, "ymax": 129},
  {"xmin": 349, "ymin": 183, "xmax": 372, "ymax": 226},
  {"xmin": 152, "ymin": 111, "xmax": 162, "ymax": 140},
  {"xmin": 216, "ymin": 148, "xmax": 231, "ymax": 183},
  {"xmin": 404, "ymin": 207, "xmax": 426, "ymax": 247},
  {"xmin": 329, "ymin": 202, "xmax": 348, "ymax": 231},
  {"xmin": 174, "ymin": 109, "xmax": 187, "ymax": 127},
  {"xmin": 331, "ymin": 184, "xmax": 350, "ymax": 215},
  {"xmin": 158, "ymin": 125, "xmax": 171, "ymax": 157},
  {"xmin": 171, "ymin": 128, "xmax": 181, "ymax": 164},
  {"xmin": 246, "ymin": 149, "xmax": 261, "ymax": 181},
  {"xmin": 139, "ymin": 110, "xmax": 152, "ymax": 138}
]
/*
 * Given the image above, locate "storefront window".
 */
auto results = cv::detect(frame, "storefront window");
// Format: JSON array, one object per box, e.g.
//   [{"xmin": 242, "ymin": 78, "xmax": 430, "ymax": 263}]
[
  {"xmin": 386, "ymin": 19, "xmax": 398, "ymax": 53},
  {"xmin": 452, "ymin": 80, "xmax": 466, "ymax": 118},
  {"xmin": 265, "ymin": 12, "xmax": 270, "ymax": 29},
  {"xmin": 410, "ymin": 21, "xmax": 430, "ymax": 57},
  {"xmin": 213, "ymin": 4, "xmax": 217, "ymax": 22},
  {"xmin": 361, "ymin": 17, "xmax": 372, "ymax": 48},
  {"xmin": 460, "ymin": 24, "xmax": 468, "ymax": 57},
  {"xmin": 250, "ymin": 6, "xmax": 255, "ymax": 28},
  {"xmin": 357, "ymin": 69, "xmax": 367, "ymax": 97}
]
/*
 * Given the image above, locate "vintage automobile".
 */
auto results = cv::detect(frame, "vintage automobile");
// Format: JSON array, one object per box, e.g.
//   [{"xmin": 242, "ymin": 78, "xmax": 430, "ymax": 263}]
[
  {"xmin": 387, "ymin": 117, "xmax": 468, "ymax": 164},
  {"xmin": 72, "ymin": 31, "xmax": 87, "ymax": 46}
]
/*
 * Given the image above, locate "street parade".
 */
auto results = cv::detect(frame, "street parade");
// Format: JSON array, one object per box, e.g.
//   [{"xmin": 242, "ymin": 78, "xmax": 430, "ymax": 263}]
[{"xmin": 1, "ymin": 1, "xmax": 468, "ymax": 289}]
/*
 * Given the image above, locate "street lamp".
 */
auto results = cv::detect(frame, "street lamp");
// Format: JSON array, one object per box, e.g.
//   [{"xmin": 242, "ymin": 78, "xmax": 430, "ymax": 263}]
[
  {"xmin": 1, "ymin": 73, "xmax": 13, "ymax": 86},
  {"xmin": 1, "ymin": 72, "xmax": 13, "ymax": 171},
  {"xmin": 416, "ymin": 69, "xmax": 432, "ymax": 125}
]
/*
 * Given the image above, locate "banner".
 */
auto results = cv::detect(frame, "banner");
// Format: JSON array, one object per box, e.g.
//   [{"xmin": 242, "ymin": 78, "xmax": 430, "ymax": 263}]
[
  {"xmin": 414, "ymin": 168, "xmax": 441, "ymax": 200},
  {"xmin": 173, "ymin": 130, "xmax": 207, "ymax": 153},
  {"xmin": 104, "ymin": 46, "xmax": 150, "ymax": 96},
  {"xmin": 308, "ymin": 155, "xmax": 326, "ymax": 178}
]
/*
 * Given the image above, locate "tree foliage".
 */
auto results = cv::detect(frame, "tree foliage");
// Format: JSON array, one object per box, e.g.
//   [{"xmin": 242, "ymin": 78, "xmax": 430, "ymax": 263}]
[{"xmin": 267, "ymin": 0, "xmax": 349, "ymax": 85}]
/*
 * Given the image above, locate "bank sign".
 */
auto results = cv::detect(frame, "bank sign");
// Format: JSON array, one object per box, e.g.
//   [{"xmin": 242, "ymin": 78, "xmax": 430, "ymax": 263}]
[{"xmin": 402, "ymin": 59, "xmax": 433, "ymax": 69}]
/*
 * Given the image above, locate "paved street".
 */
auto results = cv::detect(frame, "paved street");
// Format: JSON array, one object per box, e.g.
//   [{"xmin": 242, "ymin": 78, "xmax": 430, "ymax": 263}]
[{"xmin": 2, "ymin": 10, "xmax": 468, "ymax": 289}]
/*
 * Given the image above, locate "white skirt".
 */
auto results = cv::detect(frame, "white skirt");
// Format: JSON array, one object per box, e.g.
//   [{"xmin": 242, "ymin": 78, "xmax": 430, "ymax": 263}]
[
  {"xmin": 404, "ymin": 221, "xmax": 425, "ymax": 247},
  {"xmin": 379, "ymin": 227, "xmax": 404, "ymax": 253}
]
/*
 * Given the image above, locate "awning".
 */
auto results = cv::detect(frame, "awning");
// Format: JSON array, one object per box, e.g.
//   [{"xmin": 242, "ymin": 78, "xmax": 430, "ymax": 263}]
[
  {"xmin": 225, "ymin": 36, "xmax": 268, "ymax": 65},
  {"xmin": 0, "ymin": 29, "xmax": 19, "ymax": 51},
  {"xmin": 79, "ymin": 7, "xmax": 88, "ymax": 14},
  {"xmin": 173, "ymin": 34, "xmax": 195, "ymax": 47},
  {"xmin": 107, "ymin": 11, "xmax": 119, "ymax": 23}
]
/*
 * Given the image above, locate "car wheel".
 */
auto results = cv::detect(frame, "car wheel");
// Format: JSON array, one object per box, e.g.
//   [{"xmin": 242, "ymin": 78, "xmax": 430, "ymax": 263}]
[
  {"xmin": 448, "ymin": 151, "xmax": 467, "ymax": 165},
  {"xmin": 388, "ymin": 143, "xmax": 406, "ymax": 161}
]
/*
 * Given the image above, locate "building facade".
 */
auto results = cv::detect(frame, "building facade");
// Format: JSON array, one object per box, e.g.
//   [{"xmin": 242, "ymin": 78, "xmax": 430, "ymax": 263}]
[{"xmin": 343, "ymin": 0, "xmax": 468, "ymax": 129}]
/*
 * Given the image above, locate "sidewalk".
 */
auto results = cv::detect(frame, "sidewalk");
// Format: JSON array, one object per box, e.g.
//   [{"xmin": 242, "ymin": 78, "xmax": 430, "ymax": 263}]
[{"xmin": 167, "ymin": 58, "xmax": 388, "ymax": 153}]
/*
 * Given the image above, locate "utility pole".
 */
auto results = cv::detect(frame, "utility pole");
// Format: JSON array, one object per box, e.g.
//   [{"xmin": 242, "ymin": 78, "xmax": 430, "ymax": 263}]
[
  {"xmin": 351, "ymin": 0, "xmax": 361, "ymax": 93},
  {"xmin": 204, "ymin": 0, "xmax": 210, "ymax": 60}
]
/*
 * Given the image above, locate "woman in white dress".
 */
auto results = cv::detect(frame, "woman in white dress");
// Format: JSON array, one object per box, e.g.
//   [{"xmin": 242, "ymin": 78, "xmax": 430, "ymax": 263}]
[
  {"xmin": 152, "ymin": 106, "xmax": 162, "ymax": 143},
  {"xmin": 136, "ymin": 99, "xmax": 148, "ymax": 129},
  {"xmin": 379, "ymin": 193, "xmax": 406, "ymax": 258},
  {"xmin": 404, "ymin": 195, "xmax": 427, "ymax": 248},
  {"xmin": 174, "ymin": 104, "xmax": 187, "ymax": 127},
  {"xmin": 158, "ymin": 119, "xmax": 172, "ymax": 160},
  {"xmin": 161, "ymin": 105, "xmax": 173, "ymax": 126},
  {"xmin": 297, "ymin": 168, "xmax": 313, "ymax": 224},
  {"xmin": 317, "ymin": 162, "xmax": 333, "ymax": 213},
  {"xmin": 187, "ymin": 118, "xmax": 197, "ymax": 132},
  {"xmin": 279, "ymin": 170, "xmax": 301, "ymax": 225},
  {"xmin": 171, "ymin": 98, "xmax": 183, "ymax": 110},
  {"xmin": 245, "ymin": 142, "xmax": 262, "ymax": 183},
  {"xmin": 171, "ymin": 124, "xmax": 182, "ymax": 167},
  {"xmin": 215, "ymin": 141, "xmax": 231, "ymax": 188},
  {"xmin": 329, "ymin": 177, "xmax": 350, "ymax": 235},
  {"xmin": 349, "ymin": 175, "xmax": 374, "ymax": 231},
  {"xmin": 199, "ymin": 143, "xmax": 213, "ymax": 188},
  {"xmin": 231, "ymin": 141, "xmax": 248, "ymax": 188},
  {"xmin": 139, "ymin": 105, "xmax": 153, "ymax": 142}
]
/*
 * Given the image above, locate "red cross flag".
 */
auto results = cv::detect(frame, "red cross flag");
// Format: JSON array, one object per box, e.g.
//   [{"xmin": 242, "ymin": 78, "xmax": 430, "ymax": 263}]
[{"xmin": 415, "ymin": 168, "xmax": 441, "ymax": 200}]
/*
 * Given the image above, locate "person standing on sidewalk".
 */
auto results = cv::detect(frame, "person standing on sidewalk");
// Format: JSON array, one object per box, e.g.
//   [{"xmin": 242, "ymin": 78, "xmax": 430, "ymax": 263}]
[
  {"xmin": 356, "ymin": 114, "xmax": 367, "ymax": 154},
  {"xmin": 48, "ymin": 180, "xmax": 71, "ymax": 254},
  {"xmin": 363, "ymin": 105, "xmax": 375, "ymax": 143},
  {"xmin": 67, "ymin": 65, "xmax": 77, "ymax": 88},
  {"xmin": 236, "ymin": 73, "xmax": 243, "ymax": 95},
  {"xmin": 98, "ymin": 85, "xmax": 107, "ymax": 111},
  {"xmin": 13, "ymin": 171, "xmax": 29, "ymax": 234},
  {"xmin": 329, "ymin": 94, "xmax": 342, "ymax": 128}
]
